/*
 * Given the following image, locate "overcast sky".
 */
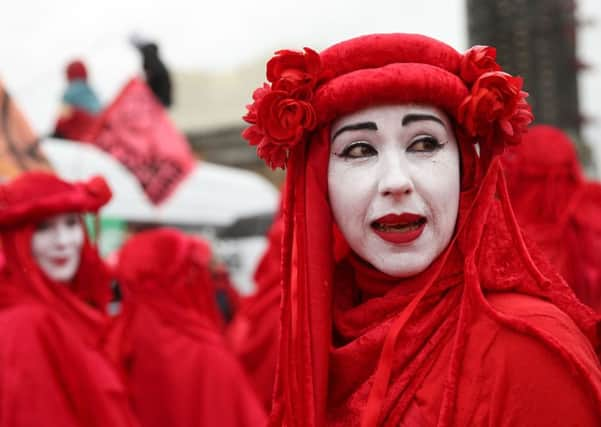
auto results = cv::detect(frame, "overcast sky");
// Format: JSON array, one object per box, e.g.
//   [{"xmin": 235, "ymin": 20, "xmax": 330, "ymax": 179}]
[{"xmin": 2, "ymin": 0, "xmax": 600, "ymax": 167}]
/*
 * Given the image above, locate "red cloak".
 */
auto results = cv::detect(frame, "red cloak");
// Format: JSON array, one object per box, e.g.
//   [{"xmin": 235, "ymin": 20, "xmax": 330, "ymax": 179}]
[
  {"xmin": 228, "ymin": 208, "xmax": 284, "ymax": 411},
  {"xmin": 503, "ymin": 124, "xmax": 601, "ymax": 312},
  {"xmin": 109, "ymin": 227, "xmax": 266, "ymax": 427},
  {"xmin": 242, "ymin": 34, "xmax": 601, "ymax": 426},
  {"xmin": 0, "ymin": 172, "xmax": 138, "ymax": 427}
]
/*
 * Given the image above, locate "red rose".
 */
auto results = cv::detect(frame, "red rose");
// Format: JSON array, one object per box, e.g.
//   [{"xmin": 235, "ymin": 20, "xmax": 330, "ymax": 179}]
[
  {"xmin": 266, "ymin": 48, "xmax": 320, "ymax": 98},
  {"xmin": 243, "ymin": 83, "xmax": 270, "ymax": 124},
  {"xmin": 256, "ymin": 90, "xmax": 316, "ymax": 145},
  {"xmin": 458, "ymin": 71, "xmax": 533, "ymax": 146},
  {"xmin": 460, "ymin": 46, "xmax": 502, "ymax": 84}
]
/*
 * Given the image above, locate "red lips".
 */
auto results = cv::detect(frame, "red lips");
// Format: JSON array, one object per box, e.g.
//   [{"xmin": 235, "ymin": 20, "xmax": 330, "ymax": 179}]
[
  {"xmin": 50, "ymin": 257, "xmax": 69, "ymax": 267},
  {"xmin": 371, "ymin": 213, "xmax": 426, "ymax": 244}
]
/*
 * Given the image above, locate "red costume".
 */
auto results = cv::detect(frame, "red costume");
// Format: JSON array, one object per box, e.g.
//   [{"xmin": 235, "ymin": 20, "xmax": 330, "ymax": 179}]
[
  {"xmin": 0, "ymin": 172, "xmax": 138, "ymax": 427},
  {"xmin": 228, "ymin": 209, "xmax": 284, "ymax": 411},
  {"xmin": 242, "ymin": 34, "xmax": 601, "ymax": 426},
  {"xmin": 504, "ymin": 125, "xmax": 601, "ymax": 312},
  {"xmin": 109, "ymin": 227, "xmax": 266, "ymax": 427}
]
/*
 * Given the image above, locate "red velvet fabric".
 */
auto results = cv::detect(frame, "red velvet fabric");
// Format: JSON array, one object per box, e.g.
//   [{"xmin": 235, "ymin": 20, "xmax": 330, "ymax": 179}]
[
  {"xmin": 244, "ymin": 34, "xmax": 601, "ymax": 426},
  {"xmin": 109, "ymin": 228, "xmax": 267, "ymax": 427},
  {"xmin": 228, "ymin": 209, "xmax": 285, "ymax": 411},
  {"xmin": 0, "ymin": 172, "xmax": 137, "ymax": 427},
  {"xmin": 503, "ymin": 125, "xmax": 601, "ymax": 312}
]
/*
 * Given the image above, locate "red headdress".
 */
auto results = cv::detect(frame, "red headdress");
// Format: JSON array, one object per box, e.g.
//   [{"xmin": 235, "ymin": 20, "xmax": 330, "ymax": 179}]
[
  {"xmin": 0, "ymin": 171, "xmax": 113, "ymax": 342},
  {"xmin": 115, "ymin": 227, "xmax": 224, "ymax": 336},
  {"xmin": 243, "ymin": 34, "xmax": 601, "ymax": 426},
  {"xmin": 504, "ymin": 125, "xmax": 601, "ymax": 312}
]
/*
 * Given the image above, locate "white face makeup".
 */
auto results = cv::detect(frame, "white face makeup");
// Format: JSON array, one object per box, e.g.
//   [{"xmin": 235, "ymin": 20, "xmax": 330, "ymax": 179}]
[
  {"xmin": 328, "ymin": 104, "xmax": 460, "ymax": 277},
  {"xmin": 31, "ymin": 213, "xmax": 85, "ymax": 283}
]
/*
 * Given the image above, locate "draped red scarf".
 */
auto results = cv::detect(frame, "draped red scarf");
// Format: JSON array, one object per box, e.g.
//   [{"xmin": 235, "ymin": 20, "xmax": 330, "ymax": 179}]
[{"xmin": 242, "ymin": 34, "xmax": 601, "ymax": 426}]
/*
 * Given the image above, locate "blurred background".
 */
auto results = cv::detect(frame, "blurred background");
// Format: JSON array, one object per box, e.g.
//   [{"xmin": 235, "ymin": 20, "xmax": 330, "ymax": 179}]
[{"xmin": 2, "ymin": 0, "xmax": 600, "ymax": 293}]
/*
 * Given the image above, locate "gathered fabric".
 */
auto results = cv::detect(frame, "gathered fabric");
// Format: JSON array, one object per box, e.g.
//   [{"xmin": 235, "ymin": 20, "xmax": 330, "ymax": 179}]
[
  {"xmin": 503, "ymin": 125, "xmax": 601, "ymax": 312},
  {"xmin": 108, "ymin": 227, "xmax": 266, "ymax": 427}
]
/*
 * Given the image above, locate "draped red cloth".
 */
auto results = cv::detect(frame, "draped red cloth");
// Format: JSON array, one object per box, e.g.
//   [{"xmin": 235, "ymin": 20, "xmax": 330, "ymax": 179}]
[
  {"xmin": 242, "ymin": 34, "xmax": 601, "ymax": 426},
  {"xmin": 0, "ymin": 172, "xmax": 138, "ymax": 427},
  {"xmin": 108, "ymin": 227, "xmax": 266, "ymax": 427},
  {"xmin": 228, "ymin": 209, "xmax": 285, "ymax": 411},
  {"xmin": 503, "ymin": 125, "xmax": 601, "ymax": 312}
]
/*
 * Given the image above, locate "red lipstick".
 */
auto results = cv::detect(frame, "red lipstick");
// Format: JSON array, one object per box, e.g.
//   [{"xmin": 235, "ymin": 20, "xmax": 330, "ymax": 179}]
[
  {"xmin": 50, "ymin": 257, "xmax": 69, "ymax": 267},
  {"xmin": 371, "ymin": 213, "xmax": 426, "ymax": 244}
]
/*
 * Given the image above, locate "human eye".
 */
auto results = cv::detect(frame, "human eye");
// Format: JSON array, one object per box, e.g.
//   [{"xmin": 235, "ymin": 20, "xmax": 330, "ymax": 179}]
[
  {"xmin": 64, "ymin": 214, "xmax": 80, "ymax": 227},
  {"xmin": 35, "ymin": 220, "xmax": 52, "ymax": 232},
  {"xmin": 407, "ymin": 136, "xmax": 445, "ymax": 153},
  {"xmin": 335, "ymin": 141, "xmax": 377, "ymax": 159}
]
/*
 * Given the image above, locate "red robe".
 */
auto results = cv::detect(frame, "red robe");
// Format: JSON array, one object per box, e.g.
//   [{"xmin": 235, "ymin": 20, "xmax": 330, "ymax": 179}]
[
  {"xmin": 0, "ymin": 172, "xmax": 138, "ymax": 427},
  {"xmin": 228, "ymin": 212, "xmax": 284, "ymax": 411},
  {"xmin": 504, "ymin": 125, "xmax": 601, "ymax": 312},
  {"xmin": 109, "ymin": 228, "xmax": 266, "ymax": 427}
]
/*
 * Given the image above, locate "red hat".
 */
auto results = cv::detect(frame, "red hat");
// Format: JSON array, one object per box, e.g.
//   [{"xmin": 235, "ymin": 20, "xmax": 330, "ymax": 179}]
[
  {"xmin": 66, "ymin": 60, "xmax": 88, "ymax": 81},
  {"xmin": 0, "ymin": 172, "xmax": 112, "ymax": 228},
  {"xmin": 243, "ymin": 34, "xmax": 533, "ymax": 176}
]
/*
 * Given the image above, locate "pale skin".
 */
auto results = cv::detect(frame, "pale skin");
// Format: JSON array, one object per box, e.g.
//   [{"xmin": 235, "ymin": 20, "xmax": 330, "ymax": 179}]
[
  {"xmin": 328, "ymin": 104, "xmax": 460, "ymax": 277},
  {"xmin": 31, "ymin": 213, "xmax": 85, "ymax": 283}
]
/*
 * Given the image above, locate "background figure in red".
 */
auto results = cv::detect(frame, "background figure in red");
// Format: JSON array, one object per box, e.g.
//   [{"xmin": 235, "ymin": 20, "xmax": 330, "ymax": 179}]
[
  {"xmin": 108, "ymin": 227, "xmax": 266, "ymax": 427},
  {"xmin": 53, "ymin": 59, "xmax": 101, "ymax": 140},
  {"xmin": 503, "ymin": 124, "xmax": 601, "ymax": 312},
  {"xmin": 0, "ymin": 172, "xmax": 138, "ymax": 427},
  {"xmin": 228, "ymin": 203, "xmax": 284, "ymax": 411}
]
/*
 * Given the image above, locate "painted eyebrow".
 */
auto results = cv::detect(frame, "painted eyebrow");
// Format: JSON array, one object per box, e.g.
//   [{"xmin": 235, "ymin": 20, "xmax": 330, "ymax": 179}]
[
  {"xmin": 401, "ymin": 113, "xmax": 445, "ymax": 127},
  {"xmin": 331, "ymin": 121, "xmax": 378, "ymax": 141}
]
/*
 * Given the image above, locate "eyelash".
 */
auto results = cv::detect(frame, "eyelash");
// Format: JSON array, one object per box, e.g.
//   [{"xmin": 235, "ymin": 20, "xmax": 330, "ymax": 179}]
[{"xmin": 335, "ymin": 136, "xmax": 446, "ymax": 159}]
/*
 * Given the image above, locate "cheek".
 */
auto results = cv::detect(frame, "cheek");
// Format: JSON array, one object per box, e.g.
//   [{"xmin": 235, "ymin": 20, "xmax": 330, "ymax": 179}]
[
  {"xmin": 31, "ymin": 231, "xmax": 54, "ymax": 257},
  {"xmin": 328, "ymin": 162, "xmax": 374, "ymax": 230}
]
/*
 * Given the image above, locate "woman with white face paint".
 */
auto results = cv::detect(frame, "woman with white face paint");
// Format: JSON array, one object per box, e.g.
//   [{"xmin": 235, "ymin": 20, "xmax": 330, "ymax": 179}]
[
  {"xmin": 0, "ymin": 172, "xmax": 138, "ymax": 427},
  {"xmin": 243, "ymin": 34, "xmax": 601, "ymax": 426}
]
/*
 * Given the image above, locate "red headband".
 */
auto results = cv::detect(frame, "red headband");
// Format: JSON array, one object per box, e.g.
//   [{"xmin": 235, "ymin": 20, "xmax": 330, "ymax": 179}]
[{"xmin": 243, "ymin": 33, "xmax": 533, "ymax": 169}]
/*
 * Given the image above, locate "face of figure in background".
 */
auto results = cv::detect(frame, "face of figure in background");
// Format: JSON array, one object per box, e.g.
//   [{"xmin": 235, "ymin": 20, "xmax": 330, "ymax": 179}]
[
  {"xmin": 31, "ymin": 213, "xmax": 85, "ymax": 283},
  {"xmin": 328, "ymin": 104, "xmax": 461, "ymax": 277}
]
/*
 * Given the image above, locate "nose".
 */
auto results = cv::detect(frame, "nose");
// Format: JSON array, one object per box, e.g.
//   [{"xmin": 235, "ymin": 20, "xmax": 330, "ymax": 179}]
[
  {"xmin": 54, "ymin": 223, "xmax": 73, "ymax": 246},
  {"xmin": 377, "ymin": 155, "xmax": 413, "ymax": 198}
]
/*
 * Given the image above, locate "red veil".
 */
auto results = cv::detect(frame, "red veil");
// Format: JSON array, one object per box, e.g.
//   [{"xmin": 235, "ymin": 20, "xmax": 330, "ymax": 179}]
[
  {"xmin": 109, "ymin": 227, "xmax": 266, "ymax": 427},
  {"xmin": 503, "ymin": 125, "xmax": 601, "ymax": 312},
  {"xmin": 242, "ymin": 34, "xmax": 601, "ymax": 426},
  {"xmin": 0, "ymin": 172, "xmax": 137, "ymax": 427}
]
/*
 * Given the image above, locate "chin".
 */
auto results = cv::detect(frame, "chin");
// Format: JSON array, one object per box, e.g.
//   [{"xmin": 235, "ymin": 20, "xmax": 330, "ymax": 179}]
[{"xmin": 372, "ymin": 253, "xmax": 434, "ymax": 278}]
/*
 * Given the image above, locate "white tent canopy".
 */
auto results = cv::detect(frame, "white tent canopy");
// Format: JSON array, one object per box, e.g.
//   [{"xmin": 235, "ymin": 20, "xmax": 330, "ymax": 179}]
[{"xmin": 41, "ymin": 138, "xmax": 278, "ymax": 227}]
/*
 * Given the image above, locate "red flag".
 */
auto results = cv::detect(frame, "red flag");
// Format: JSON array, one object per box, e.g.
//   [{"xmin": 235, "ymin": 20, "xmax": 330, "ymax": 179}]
[{"xmin": 85, "ymin": 78, "xmax": 194, "ymax": 204}]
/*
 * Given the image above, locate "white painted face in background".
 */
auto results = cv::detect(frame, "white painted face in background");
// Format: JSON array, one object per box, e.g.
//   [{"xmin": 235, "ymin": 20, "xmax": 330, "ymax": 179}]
[
  {"xmin": 328, "ymin": 104, "xmax": 460, "ymax": 277},
  {"xmin": 31, "ymin": 213, "xmax": 85, "ymax": 283}
]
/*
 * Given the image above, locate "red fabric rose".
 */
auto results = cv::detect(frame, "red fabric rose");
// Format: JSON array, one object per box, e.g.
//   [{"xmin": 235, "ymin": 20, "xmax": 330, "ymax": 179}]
[
  {"xmin": 458, "ymin": 71, "xmax": 533, "ymax": 147},
  {"xmin": 256, "ymin": 91, "xmax": 316, "ymax": 144},
  {"xmin": 460, "ymin": 46, "xmax": 502, "ymax": 84},
  {"xmin": 266, "ymin": 48, "xmax": 320, "ymax": 98},
  {"xmin": 243, "ymin": 84, "xmax": 270, "ymax": 124},
  {"xmin": 242, "ymin": 90, "xmax": 316, "ymax": 169}
]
